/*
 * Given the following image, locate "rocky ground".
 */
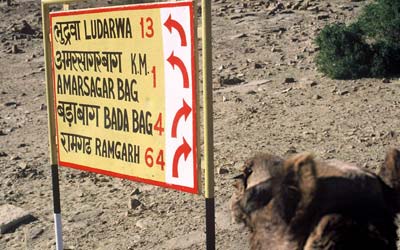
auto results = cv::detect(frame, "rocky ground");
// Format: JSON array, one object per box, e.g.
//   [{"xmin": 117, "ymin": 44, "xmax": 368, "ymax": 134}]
[{"xmin": 0, "ymin": 0, "xmax": 399, "ymax": 249}]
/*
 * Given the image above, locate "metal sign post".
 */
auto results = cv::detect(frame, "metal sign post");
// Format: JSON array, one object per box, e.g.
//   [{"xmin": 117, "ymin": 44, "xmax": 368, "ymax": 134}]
[
  {"xmin": 41, "ymin": 1, "xmax": 78, "ymax": 249},
  {"xmin": 202, "ymin": 0, "xmax": 215, "ymax": 249}
]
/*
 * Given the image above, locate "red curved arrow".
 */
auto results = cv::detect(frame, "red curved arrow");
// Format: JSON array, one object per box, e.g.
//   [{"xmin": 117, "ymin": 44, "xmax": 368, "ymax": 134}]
[
  {"xmin": 172, "ymin": 138, "xmax": 191, "ymax": 178},
  {"xmin": 164, "ymin": 14, "xmax": 187, "ymax": 47},
  {"xmin": 167, "ymin": 51, "xmax": 189, "ymax": 88},
  {"xmin": 171, "ymin": 99, "xmax": 192, "ymax": 138}
]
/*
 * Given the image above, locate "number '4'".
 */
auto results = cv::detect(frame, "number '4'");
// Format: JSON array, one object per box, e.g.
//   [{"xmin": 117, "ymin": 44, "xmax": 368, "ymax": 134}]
[
  {"xmin": 154, "ymin": 113, "xmax": 164, "ymax": 136},
  {"xmin": 156, "ymin": 150, "xmax": 165, "ymax": 171}
]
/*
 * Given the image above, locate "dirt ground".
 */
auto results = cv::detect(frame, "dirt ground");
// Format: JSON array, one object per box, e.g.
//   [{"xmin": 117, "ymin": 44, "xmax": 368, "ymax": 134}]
[{"xmin": 0, "ymin": 0, "xmax": 399, "ymax": 249}]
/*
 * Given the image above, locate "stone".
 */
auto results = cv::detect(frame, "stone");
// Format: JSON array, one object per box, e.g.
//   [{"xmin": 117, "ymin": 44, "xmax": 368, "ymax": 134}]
[
  {"xmin": 218, "ymin": 166, "xmax": 229, "ymax": 175},
  {"xmin": 130, "ymin": 188, "xmax": 141, "ymax": 196},
  {"xmin": 313, "ymin": 95, "xmax": 322, "ymax": 100},
  {"xmin": 285, "ymin": 146, "xmax": 298, "ymax": 155},
  {"xmin": 0, "ymin": 204, "xmax": 36, "ymax": 234},
  {"xmin": 387, "ymin": 131, "xmax": 397, "ymax": 139},
  {"xmin": 27, "ymin": 226, "xmax": 44, "ymax": 240},
  {"xmin": 10, "ymin": 155, "xmax": 21, "ymax": 161},
  {"xmin": 220, "ymin": 76, "xmax": 244, "ymax": 85},
  {"xmin": 18, "ymin": 162, "xmax": 28, "ymax": 169},
  {"xmin": 300, "ymin": 78, "xmax": 318, "ymax": 87},
  {"xmin": 317, "ymin": 13, "xmax": 329, "ymax": 20},
  {"xmin": 135, "ymin": 218, "xmax": 155, "ymax": 229},
  {"xmin": 234, "ymin": 97, "xmax": 243, "ymax": 103},
  {"xmin": 230, "ymin": 33, "xmax": 247, "ymax": 39},
  {"xmin": 128, "ymin": 198, "xmax": 142, "ymax": 210},
  {"xmin": 307, "ymin": 6, "xmax": 319, "ymax": 12},
  {"xmin": 18, "ymin": 20, "xmax": 35, "ymax": 35},
  {"xmin": 283, "ymin": 77, "xmax": 296, "ymax": 84},
  {"xmin": 4, "ymin": 101, "xmax": 17, "ymax": 107},
  {"xmin": 281, "ymin": 87, "xmax": 293, "ymax": 93},
  {"xmin": 254, "ymin": 62, "xmax": 266, "ymax": 69},
  {"xmin": 247, "ymin": 106, "xmax": 258, "ymax": 114},
  {"xmin": 244, "ymin": 48, "xmax": 255, "ymax": 53},
  {"xmin": 338, "ymin": 4, "xmax": 353, "ymax": 10},
  {"xmin": 0, "ymin": 151, "xmax": 7, "ymax": 157},
  {"xmin": 268, "ymin": 2, "xmax": 284, "ymax": 15}
]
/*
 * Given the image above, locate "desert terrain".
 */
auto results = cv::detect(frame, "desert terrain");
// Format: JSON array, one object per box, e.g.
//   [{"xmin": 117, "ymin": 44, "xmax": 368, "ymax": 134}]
[{"xmin": 0, "ymin": 0, "xmax": 399, "ymax": 249}]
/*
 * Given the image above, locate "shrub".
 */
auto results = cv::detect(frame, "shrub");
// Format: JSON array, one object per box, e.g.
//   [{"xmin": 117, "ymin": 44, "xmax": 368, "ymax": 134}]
[
  {"xmin": 370, "ymin": 41, "xmax": 400, "ymax": 77},
  {"xmin": 315, "ymin": 23, "xmax": 372, "ymax": 79},
  {"xmin": 315, "ymin": 0, "xmax": 400, "ymax": 79},
  {"xmin": 358, "ymin": 0, "xmax": 400, "ymax": 43}
]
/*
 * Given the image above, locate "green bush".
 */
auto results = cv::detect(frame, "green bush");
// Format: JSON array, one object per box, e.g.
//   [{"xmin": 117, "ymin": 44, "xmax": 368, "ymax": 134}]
[
  {"xmin": 315, "ymin": 23, "xmax": 372, "ymax": 79},
  {"xmin": 370, "ymin": 41, "xmax": 400, "ymax": 77},
  {"xmin": 358, "ymin": 0, "xmax": 400, "ymax": 43},
  {"xmin": 315, "ymin": 0, "xmax": 400, "ymax": 79}
]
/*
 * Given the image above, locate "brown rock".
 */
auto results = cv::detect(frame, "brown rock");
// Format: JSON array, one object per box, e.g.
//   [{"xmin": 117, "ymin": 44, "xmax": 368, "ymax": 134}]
[
  {"xmin": 218, "ymin": 166, "xmax": 229, "ymax": 175},
  {"xmin": 317, "ymin": 13, "xmax": 330, "ymax": 20},
  {"xmin": 283, "ymin": 77, "xmax": 296, "ymax": 84},
  {"xmin": 129, "ymin": 198, "xmax": 142, "ymax": 210},
  {"xmin": 313, "ymin": 95, "xmax": 322, "ymax": 100}
]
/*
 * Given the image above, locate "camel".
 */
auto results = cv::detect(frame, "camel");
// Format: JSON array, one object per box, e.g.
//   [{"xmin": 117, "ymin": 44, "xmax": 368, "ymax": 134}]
[{"xmin": 231, "ymin": 149, "xmax": 400, "ymax": 250}]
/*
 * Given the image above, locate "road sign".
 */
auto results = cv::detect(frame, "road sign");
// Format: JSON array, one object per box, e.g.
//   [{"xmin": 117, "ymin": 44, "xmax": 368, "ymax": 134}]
[{"xmin": 49, "ymin": 1, "xmax": 199, "ymax": 193}]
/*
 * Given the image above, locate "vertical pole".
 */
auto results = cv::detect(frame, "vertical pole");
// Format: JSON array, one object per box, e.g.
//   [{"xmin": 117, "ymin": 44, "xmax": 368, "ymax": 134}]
[
  {"xmin": 202, "ymin": 0, "xmax": 215, "ymax": 250},
  {"xmin": 51, "ymin": 164, "xmax": 63, "ymax": 250},
  {"xmin": 41, "ymin": 2, "xmax": 63, "ymax": 250}
]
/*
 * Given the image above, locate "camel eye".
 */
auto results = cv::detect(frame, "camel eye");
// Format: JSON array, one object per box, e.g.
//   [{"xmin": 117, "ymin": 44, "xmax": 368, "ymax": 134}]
[{"xmin": 244, "ymin": 167, "xmax": 253, "ymax": 177}]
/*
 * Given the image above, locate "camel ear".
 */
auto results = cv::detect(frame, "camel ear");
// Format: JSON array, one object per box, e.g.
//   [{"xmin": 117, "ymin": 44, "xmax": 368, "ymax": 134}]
[
  {"xmin": 379, "ymin": 148, "xmax": 400, "ymax": 190},
  {"xmin": 282, "ymin": 153, "xmax": 319, "ymax": 234},
  {"xmin": 297, "ymin": 154, "xmax": 317, "ymax": 197},
  {"xmin": 285, "ymin": 153, "xmax": 317, "ymax": 200}
]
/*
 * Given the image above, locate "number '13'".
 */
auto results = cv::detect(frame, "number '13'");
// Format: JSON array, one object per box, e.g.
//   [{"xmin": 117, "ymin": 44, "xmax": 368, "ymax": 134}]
[{"xmin": 140, "ymin": 17, "xmax": 154, "ymax": 38}]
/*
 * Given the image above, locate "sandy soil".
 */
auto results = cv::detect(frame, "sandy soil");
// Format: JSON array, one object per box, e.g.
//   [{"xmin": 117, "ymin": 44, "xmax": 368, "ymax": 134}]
[{"xmin": 0, "ymin": 0, "xmax": 399, "ymax": 249}]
